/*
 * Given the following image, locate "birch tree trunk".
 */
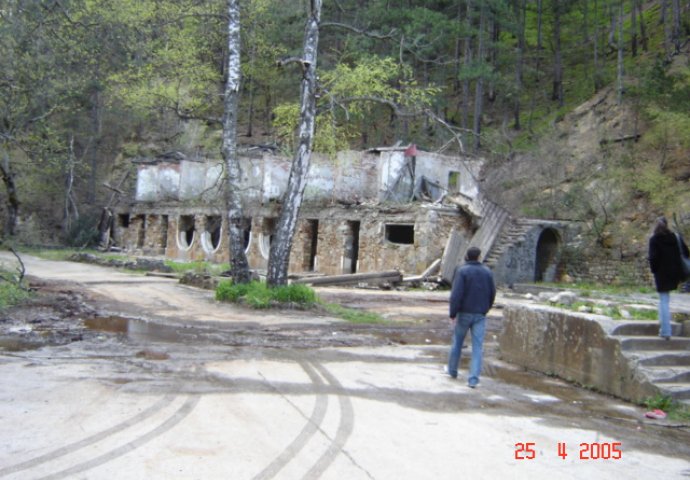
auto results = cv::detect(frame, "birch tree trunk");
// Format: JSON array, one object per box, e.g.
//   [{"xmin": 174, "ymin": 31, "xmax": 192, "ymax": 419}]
[
  {"xmin": 222, "ymin": 0, "xmax": 251, "ymax": 284},
  {"xmin": 267, "ymin": 0, "xmax": 322, "ymax": 287}
]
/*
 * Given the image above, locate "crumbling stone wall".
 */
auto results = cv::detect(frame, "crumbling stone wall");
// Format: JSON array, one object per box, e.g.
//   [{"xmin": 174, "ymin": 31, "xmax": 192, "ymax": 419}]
[
  {"xmin": 499, "ymin": 305, "xmax": 658, "ymax": 403},
  {"xmin": 116, "ymin": 148, "xmax": 487, "ymax": 276}
]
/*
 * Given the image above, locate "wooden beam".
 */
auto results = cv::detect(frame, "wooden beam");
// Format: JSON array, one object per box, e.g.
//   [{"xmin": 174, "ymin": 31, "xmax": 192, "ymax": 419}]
[{"xmin": 293, "ymin": 270, "xmax": 402, "ymax": 286}]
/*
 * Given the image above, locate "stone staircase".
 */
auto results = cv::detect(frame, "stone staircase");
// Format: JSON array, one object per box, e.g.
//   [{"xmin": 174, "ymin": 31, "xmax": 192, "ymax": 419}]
[
  {"xmin": 484, "ymin": 218, "xmax": 545, "ymax": 268},
  {"xmin": 612, "ymin": 321, "xmax": 690, "ymax": 406}
]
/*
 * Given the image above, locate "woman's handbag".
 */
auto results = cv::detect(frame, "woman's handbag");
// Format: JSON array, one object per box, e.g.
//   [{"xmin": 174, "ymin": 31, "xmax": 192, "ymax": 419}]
[{"xmin": 675, "ymin": 233, "xmax": 690, "ymax": 281}]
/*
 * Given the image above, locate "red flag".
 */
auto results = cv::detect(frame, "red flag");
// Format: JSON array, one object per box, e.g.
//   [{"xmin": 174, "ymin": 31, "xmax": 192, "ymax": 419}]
[{"xmin": 404, "ymin": 143, "xmax": 418, "ymax": 157}]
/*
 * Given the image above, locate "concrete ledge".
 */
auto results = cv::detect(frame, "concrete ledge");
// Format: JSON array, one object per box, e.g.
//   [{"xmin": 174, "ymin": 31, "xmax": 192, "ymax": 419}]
[{"xmin": 498, "ymin": 305, "xmax": 658, "ymax": 404}]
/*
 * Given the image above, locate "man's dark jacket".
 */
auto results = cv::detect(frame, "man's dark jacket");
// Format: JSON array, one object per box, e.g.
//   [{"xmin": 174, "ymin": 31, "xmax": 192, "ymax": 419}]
[{"xmin": 449, "ymin": 261, "xmax": 496, "ymax": 318}]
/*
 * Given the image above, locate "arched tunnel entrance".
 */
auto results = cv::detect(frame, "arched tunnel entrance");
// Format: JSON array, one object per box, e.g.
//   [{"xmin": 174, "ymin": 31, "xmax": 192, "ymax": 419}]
[{"xmin": 535, "ymin": 228, "xmax": 560, "ymax": 282}]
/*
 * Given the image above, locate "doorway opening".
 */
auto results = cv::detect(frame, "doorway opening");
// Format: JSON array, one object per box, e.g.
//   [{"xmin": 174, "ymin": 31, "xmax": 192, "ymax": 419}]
[
  {"xmin": 302, "ymin": 219, "xmax": 319, "ymax": 271},
  {"xmin": 343, "ymin": 221, "xmax": 360, "ymax": 274},
  {"xmin": 535, "ymin": 228, "xmax": 560, "ymax": 282}
]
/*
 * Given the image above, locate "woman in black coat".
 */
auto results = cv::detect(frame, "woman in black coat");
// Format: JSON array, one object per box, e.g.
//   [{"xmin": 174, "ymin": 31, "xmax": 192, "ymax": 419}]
[{"xmin": 648, "ymin": 216, "xmax": 689, "ymax": 339}]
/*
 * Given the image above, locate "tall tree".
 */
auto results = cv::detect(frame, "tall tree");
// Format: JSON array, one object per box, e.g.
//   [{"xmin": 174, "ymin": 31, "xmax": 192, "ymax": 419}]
[
  {"xmin": 473, "ymin": 1, "xmax": 486, "ymax": 150},
  {"xmin": 223, "ymin": 0, "xmax": 251, "ymax": 284},
  {"xmin": 0, "ymin": 1, "xmax": 62, "ymax": 235},
  {"xmin": 551, "ymin": 0, "xmax": 565, "ymax": 107},
  {"xmin": 267, "ymin": 0, "xmax": 322, "ymax": 287},
  {"xmin": 616, "ymin": 0, "xmax": 624, "ymax": 105},
  {"xmin": 513, "ymin": 0, "xmax": 527, "ymax": 129}
]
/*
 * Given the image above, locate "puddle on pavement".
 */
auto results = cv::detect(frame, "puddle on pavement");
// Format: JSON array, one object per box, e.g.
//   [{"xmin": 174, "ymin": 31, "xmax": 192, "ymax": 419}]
[
  {"xmin": 0, "ymin": 336, "xmax": 43, "ymax": 352},
  {"xmin": 85, "ymin": 316, "xmax": 196, "ymax": 344}
]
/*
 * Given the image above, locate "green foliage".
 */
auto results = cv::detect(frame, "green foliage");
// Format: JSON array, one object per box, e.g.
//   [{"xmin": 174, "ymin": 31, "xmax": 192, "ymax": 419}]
[
  {"xmin": 215, "ymin": 280, "xmax": 316, "ymax": 309},
  {"xmin": 274, "ymin": 56, "xmax": 440, "ymax": 154},
  {"xmin": 0, "ymin": 269, "xmax": 31, "ymax": 309},
  {"xmin": 644, "ymin": 394, "xmax": 675, "ymax": 412},
  {"xmin": 270, "ymin": 284, "xmax": 317, "ymax": 304},
  {"xmin": 633, "ymin": 163, "xmax": 686, "ymax": 212},
  {"xmin": 65, "ymin": 215, "xmax": 100, "ymax": 248}
]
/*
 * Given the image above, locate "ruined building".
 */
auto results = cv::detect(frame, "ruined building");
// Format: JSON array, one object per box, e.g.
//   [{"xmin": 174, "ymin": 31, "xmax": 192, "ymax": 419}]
[{"xmin": 109, "ymin": 146, "xmax": 570, "ymax": 285}]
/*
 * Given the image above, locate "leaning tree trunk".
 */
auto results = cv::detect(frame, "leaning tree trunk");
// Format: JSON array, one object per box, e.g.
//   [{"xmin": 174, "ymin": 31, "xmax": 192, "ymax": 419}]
[
  {"xmin": 266, "ymin": 0, "xmax": 322, "ymax": 287},
  {"xmin": 222, "ymin": 0, "xmax": 251, "ymax": 284},
  {"xmin": 0, "ymin": 150, "xmax": 19, "ymax": 236}
]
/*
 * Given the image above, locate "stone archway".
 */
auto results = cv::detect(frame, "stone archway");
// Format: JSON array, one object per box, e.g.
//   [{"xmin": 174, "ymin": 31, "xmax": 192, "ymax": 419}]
[{"xmin": 535, "ymin": 228, "xmax": 560, "ymax": 282}]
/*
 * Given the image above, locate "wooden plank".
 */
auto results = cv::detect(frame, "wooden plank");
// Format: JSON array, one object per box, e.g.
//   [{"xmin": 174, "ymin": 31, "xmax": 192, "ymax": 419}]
[
  {"xmin": 402, "ymin": 258, "xmax": 441, "ymax": 283},
  {"xmin": 440, "ymin": 229, "xmax": 463, "ymax": 283},
  {"xmin": 293, "ymin": 270, "xmax": 402, "ymax": 286}
]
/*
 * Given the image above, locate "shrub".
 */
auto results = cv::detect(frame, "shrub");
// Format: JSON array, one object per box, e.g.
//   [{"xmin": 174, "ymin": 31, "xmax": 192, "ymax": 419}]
[
  {"xmin": 271, "ymin": 284, "xmax": 317, "ymax": 305},
  {"xmin": 215, "ymin": 280, "xmax": 251, "ymax": 302},
  {"xmin": 215, "ymin": 280, "xmax": 316, "ymax": 309},
  {"xmin": 0, "ymin": 280, "xmax": 31, "ymax": 309}
]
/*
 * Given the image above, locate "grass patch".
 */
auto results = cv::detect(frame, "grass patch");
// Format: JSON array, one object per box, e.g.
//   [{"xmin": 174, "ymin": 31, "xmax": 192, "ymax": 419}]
[
  {"xmin": 321, "ymin": 302, "xmax": 386, "ymax": 324},
  {"xmin": 22, "ymin": 247, "xmax": 93, "ymax": 261},
  {"xmin": 214, "ymin": 280, "xmax": 384, "ymax": 323},
  {"xmin": 541, "ymin": 281, "xmax": 654, "ymax": 296},
  {"xmin": 165, "ymin": 260, "xmax": 230, "ymax": 275},
  {"xmin": 215, "ymin": 280, "xmax": 316, "ymax": 309}
]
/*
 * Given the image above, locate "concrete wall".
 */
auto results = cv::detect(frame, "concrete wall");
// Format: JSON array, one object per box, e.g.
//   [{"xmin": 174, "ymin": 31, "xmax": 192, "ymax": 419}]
[
  {"xmin": 134, "ymin": 149, "xmax": 481, "ymax": 208},
  {"xmin": 499, "ymin": 305, "xmax": 658, "ymax": 403}
]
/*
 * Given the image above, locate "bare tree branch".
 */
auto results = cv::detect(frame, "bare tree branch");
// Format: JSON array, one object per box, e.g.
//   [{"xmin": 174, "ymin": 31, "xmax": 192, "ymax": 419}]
[{"xmin": 320, "ymin": 22, "xmax": 396, "ymax": 39}]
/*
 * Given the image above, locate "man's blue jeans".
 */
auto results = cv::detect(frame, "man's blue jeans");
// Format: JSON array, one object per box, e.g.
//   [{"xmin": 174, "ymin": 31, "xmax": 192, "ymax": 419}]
[
  {"xmin": 659, "ymin": 291, "xmax": 671, "ymax": 337},
  {"xmin": 447, "ymin": 313, "xmax": 486, "ymax": 386}
]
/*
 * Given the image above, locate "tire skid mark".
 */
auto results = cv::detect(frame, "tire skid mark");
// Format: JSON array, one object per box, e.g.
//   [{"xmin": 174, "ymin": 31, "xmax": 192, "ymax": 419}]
[
  {"xmin": 33, "ymin": 395, "xmax": 200, "ymax": 480},
  {"xmin": 0, "ymin": 395, "xmax": 176, "ymax": 478},
  {"xmin": 252, "ymin": 361, "xmax": 329, "ymax": 480},
  {"xmin": 303, "ymin": 362, "xmax": 365, "ymax": 480}
]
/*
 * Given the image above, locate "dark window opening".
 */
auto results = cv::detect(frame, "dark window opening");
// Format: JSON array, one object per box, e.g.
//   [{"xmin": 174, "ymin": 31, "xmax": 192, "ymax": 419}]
[
  {"xmin": 205, "ymin": 216, "xmax": 222, "ymax": 249},
  {"xmin": 385, "ymin": 224, "xmax": 415, "ymax": 245},
  {"xmin": 118, "ymin": 214, "xmax": 130, "ymax": 228}
]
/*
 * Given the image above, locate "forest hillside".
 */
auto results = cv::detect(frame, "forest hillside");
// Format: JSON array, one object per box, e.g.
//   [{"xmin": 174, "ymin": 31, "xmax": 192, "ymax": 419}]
[{"xmin": 0, "ymin": 0, "xmax": 689, "ymax": 278}]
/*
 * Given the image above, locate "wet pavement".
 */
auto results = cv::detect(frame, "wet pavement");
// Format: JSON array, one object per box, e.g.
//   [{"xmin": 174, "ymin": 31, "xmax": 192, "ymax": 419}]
[{"xmin": 0, "ymin": 253, "xmax": 689, "ymax": 479}]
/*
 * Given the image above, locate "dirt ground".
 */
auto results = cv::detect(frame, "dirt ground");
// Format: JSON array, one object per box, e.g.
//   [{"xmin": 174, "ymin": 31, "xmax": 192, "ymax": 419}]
[{"xmin": 1, "ymin": 253, "xmax": 689, "ymax": 479}]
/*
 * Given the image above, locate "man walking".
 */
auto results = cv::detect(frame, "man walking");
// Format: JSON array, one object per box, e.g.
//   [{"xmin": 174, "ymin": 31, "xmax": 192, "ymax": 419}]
[{"xmin": 447, "ymin": 246, "xmax": 496, "ymax": 388}]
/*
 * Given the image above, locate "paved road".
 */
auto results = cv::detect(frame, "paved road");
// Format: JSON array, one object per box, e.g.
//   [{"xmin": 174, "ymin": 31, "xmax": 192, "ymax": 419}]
[{"xmin": 1, "ymin": 254, "xmax": 689, "ymax": 479}]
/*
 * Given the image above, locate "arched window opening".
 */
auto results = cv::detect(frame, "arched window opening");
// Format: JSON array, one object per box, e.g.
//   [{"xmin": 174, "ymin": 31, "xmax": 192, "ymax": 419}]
[{"xmin": 178, "ymin": 215, "xmax": 196, "ymax": 250}]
